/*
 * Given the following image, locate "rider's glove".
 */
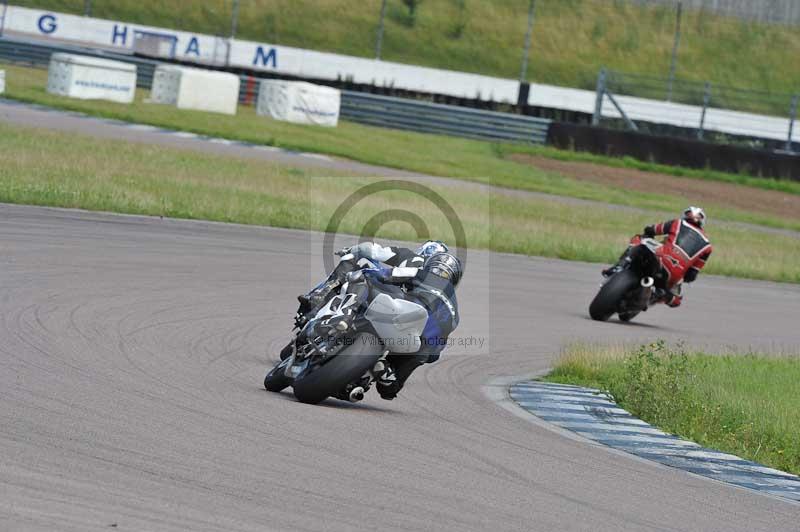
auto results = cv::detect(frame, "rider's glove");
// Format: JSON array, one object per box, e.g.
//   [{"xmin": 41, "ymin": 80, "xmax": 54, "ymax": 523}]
[
  {"xmin": 643, "ymin": 226, "xmax": 656, "ymax": 238},
  {"xmin": 335, "ymin": 246, "xmax": 352, "ymax": 257}
]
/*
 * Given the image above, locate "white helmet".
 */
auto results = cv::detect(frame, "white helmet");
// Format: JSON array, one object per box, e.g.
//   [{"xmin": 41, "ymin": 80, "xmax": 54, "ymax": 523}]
[
  {"xmin": 416, "ymin": 240, "xmax": 449, "ymax": 259},
  {"xmin": 683, "ymin": 206, "xmax": 707, "ymax": 228}
]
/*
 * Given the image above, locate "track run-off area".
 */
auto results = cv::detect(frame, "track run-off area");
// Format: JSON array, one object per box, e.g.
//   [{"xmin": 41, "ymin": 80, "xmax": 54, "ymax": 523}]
[{"xmin": 1, "ymin": 203, "xmax": 799, "ymax": 532}]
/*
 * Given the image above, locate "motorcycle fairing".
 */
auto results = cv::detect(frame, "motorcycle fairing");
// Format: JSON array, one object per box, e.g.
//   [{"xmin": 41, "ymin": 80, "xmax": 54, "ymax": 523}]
[
  {"xmin": 364, "ymin": 293, "xmax": 428, "ymax": 354},
  {"xmin": 312, "ymin": 289, "xmax": 360, "ymax": 321}
]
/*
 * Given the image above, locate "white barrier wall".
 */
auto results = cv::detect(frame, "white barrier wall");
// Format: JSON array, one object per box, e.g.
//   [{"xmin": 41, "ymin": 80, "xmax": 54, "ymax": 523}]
[
  {"xmin": 149, "ymin": 65, "xmax": 181, "ymax": 106},
  {"xmin": 257, "ymin": 81, "xmax": 340, "ymax": 127},
  {"xmin": 47, "ymin": 53, "xmax": 136, "ymax": 103},
  {"xmin": 150, "ymin": 65, "xmax": 239, "ymax": 115},
  {"xmin": 4, "ymin": 4, "xmax": 798, "ymax": 143},
  {"xmin": 0, "ymin": 70, "xmax": 5, "ymax": 95},
  {"xmin": 3, "ymin": 5, "xmax": 517, "ymax": 103}
]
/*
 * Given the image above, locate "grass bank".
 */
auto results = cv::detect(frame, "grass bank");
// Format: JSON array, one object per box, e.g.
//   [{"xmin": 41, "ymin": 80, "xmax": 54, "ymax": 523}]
[
  {"xmin": 3, "ymin": 63, "xmax": 800, "ymax": 236},
  {"xmin": 13, "ymin": 0, "xmax": 800, "ymax": 108},
  {"xmin": 545, "ymin": 342, "xmax": 800, "ymax": 476},
  {"xmin": 1, "ymin": 121, "xmax": 799, "ymax": 283}
]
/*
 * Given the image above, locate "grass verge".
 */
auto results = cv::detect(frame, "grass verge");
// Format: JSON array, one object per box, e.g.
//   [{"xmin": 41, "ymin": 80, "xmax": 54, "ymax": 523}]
[
  {"xmin": 545, "ymin": 341, "xmax": 800, "ymax": 476},
  {"xmin": 2, "ymin": 63, "xmax": 800, "ymax": 235},
  {"xmin": 1, "ymin": 121, "xmax": 799, "ymax": 283}
]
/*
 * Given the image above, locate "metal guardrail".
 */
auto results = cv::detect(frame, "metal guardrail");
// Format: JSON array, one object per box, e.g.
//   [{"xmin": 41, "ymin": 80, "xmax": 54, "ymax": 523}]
[
  {"xmin": 339, "ymin": 92, "xmax": 550, "ymax": 143},
  {"xmin": 0, "ymin": 36, "xmax": 159, "ymax": 87},
  {"xmin": 0, "ymin": 36, "xmax": 551, "ymax": 144}
]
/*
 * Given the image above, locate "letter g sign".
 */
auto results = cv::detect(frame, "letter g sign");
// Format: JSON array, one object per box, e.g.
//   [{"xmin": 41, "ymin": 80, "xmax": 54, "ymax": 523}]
[{"xmin": 38, "ymin": 14, "xmax": 58, "ymax": 35}]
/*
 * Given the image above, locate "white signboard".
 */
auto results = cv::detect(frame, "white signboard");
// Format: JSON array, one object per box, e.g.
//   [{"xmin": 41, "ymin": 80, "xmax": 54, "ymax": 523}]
[
  {"xmin": 47, "ymin": 53, "xmax": 137, "ymax": 103},
  {"xmin": 257, "ymin": 80, "xmax": 340, "ymax": 127}
]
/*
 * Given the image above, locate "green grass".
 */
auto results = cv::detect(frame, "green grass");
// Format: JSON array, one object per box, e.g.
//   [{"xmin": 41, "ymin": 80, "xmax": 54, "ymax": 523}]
[
  {"xmin": 545, "ymin": 342, "xmax": 800, "ymax": 476},
  {"xmin": 2, "ymin": 121, "xmax": 800, "ymax": 283},
  {"xmin": 3, "ymin": 63, "xmax": 800, "ymax": 236},
  {"xmin": 13, "ymin": 0, "xmax": 800, "ymax": 109}
]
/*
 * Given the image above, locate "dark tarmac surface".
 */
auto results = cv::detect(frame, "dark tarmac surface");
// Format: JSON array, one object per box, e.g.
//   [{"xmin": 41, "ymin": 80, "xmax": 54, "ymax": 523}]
[{"xmin": 1, "ymin": 204, "xmax": 798, "ymax": 531}]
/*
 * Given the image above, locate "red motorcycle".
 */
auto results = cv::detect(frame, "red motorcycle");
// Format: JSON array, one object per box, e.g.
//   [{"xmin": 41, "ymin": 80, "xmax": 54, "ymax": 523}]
[{"xmin": 590, "ymin": 236, "xmax": 678, "ymax": 322}]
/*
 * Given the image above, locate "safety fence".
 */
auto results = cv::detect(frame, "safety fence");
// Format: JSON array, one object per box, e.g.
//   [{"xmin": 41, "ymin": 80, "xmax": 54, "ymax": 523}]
[
  {"xmin": 593, "ymin": 69, "xmax": 799, "ymax": 152},
  {"xmin": 636, "ymin": 0, "xmax": 800, "ymax": 25},
  {"xmin": 0, "ymin": 36, "xmax": 552, "ymax": 144},
  {"xmin": 340, "ymin": 92, "xmax": 550, "ymax": 143}
]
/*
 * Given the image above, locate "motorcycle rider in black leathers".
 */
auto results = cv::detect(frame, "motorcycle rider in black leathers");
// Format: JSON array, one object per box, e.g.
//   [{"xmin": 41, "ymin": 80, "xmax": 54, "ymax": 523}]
[
  {"xmin": 291, "ymin": 241, "xmax": 461, "ymax": 400},
  {"xmin": 297, "ymin": 240, "xmax": 448, "ymax": 314},
  {"xmin": 282, "ymin": 241, "xmax": 448, "ymax": 360}
]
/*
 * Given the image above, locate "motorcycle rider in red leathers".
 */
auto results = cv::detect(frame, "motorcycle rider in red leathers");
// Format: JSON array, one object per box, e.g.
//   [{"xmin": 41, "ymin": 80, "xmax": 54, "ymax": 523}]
[{"xmin": 603, "ymin": 207, "xmax": 712, "ymax": 308}]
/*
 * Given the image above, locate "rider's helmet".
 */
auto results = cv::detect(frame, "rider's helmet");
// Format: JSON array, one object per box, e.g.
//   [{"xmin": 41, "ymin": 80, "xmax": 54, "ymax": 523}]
[
  {"xmin": 416, "ymin": 240, "xmax": 449, "ymax": 259},
  {"xmin": 423, "ymin": 252, "xmax": 463, "ymax": 287},
  {"xmin": 682, "ymin": 206, "xmax": 707, "ymax": 229}
]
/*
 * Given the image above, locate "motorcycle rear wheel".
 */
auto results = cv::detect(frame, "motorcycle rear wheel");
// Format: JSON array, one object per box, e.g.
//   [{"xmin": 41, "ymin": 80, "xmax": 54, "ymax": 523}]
[
  {"xmin": 292, "ymin": 332, "xmax": 383, "ymax": 405},
  {"xmin": 589, "ymin": 270, "xmax": 640, "ymax": 322}
]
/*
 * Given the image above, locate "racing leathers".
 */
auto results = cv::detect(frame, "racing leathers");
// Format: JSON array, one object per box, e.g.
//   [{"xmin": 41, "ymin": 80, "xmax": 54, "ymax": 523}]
[
  {"xmin": 610, "ymin": 219, "xmax": 712, "ymax": 308},
  {"xmin": 298, "ymin": 242, "xmax": 425, "ymax": 315}
]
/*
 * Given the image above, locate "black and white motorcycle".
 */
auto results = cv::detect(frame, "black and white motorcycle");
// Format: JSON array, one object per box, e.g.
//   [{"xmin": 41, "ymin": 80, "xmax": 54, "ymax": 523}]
[{"xmin": 264, "ymin": 258, "xmax": 429, "ymax": 404}]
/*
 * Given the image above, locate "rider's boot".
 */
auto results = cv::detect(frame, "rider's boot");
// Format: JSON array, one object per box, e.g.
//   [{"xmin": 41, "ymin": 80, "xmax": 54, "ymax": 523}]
[
  {"xmin": 297, "ymin": 277, "xmax": 339, "ymax": 315},
  {"xmin": 297, "ymin": 261, "xmax": 358, "ymax": 315},
  {"xmin": 601, "ymin": 265, "xmax": 618, "ymax": 278},
  {"xmin": 376, "ymin": 354, "xmax": 429, "ymax": 400},
  {"xmin": 651, "ymin": 285, "xmax": 682, "ymax": 308},
  {"xmin": 375, "ymin": 362, "xmax": 398, "ymax": 400},
  {"xmin": 603, "ymin": 247, "xmax": 634, "ymax": 278}
]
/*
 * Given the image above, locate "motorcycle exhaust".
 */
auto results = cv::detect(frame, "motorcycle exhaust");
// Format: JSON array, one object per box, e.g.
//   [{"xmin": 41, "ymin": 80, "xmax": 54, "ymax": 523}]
[
  {"xmin": 641, "ymin": 277, "xmax": 655, "ymax": 288},
  {"xmin": 348, "ymin": 387, "xmax": 365, "ymax": 402}
]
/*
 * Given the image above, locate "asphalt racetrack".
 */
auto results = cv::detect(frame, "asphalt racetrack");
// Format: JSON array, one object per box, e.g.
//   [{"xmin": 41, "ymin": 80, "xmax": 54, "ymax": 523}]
[{"xmin": 1, "ymin": 203, "xmax": 799, "ymax": 532}]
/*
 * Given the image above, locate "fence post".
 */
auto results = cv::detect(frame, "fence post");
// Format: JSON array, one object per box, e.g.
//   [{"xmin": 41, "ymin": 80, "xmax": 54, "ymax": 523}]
[
  {"xmin": 519, "ymin": 0, "xmax": 537, "ymax": 82},
  {"xmin": 226, "ymin": 0, "xmax": 240, "ymax": 67},
  {"xmin": 667, "ymin": 0, "xmax": 683, "ymax": 101},
  {"xmin": 605, "ymin": 90, "xmax": 638, "ymax": 132},
  {"xmin": 593, "ymin": 68, "xmax": 607, "ymax": 126},
  {"xmin": 697, "ymin": 82, "xmax": 711, "ymax": 140},
  {"xmin": 375, "ymin": 0, "xmax": 388, "ymax": 59},
  {"xmin": 0, "ymin": 0, "xmax": 8, "ymax": 38},
  {"xmin": 84, "ymin": 0, "xmax": 92, "ymax": 17},
  {"xmin": 788, "ymin": 94, "xmax": 799, "ymax": 153},
  {"xmin": 230, "ymin": 0, "xmax": 240, "ymax": 39}
]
